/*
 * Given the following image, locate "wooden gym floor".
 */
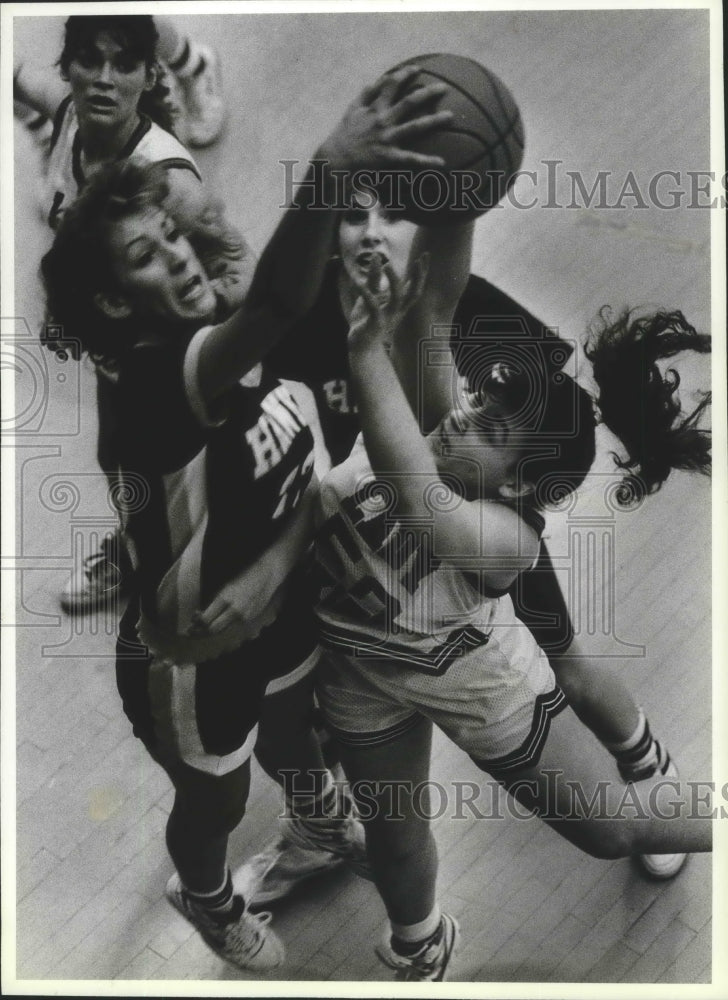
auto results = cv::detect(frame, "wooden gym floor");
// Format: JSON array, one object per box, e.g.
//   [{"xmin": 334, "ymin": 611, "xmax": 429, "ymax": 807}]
[{"xmin": 4, "ymin": 4, "xmax": 724, "ymax": 993}]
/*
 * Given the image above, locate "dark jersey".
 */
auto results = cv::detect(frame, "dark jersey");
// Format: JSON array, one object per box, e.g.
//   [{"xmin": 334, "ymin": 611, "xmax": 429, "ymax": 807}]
[
  {"xmin": 107, "ymin": 326, "xmax": 315, "ymax": 659},
  {"xmin": 268, "ymin": 263, "xmax": 573, "ymax": 465}
]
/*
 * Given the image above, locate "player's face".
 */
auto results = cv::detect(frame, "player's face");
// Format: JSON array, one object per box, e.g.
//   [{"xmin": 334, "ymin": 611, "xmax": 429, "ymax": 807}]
[
  {"xmin": 338, "ymin": 198, "xmax": 417, "ymax": 300},
  {"xmin": 105, "ymin": 208, "xmax": 218, "ymax": 325},
  {"xmin": 67, "ymin": 31, "xmax": 152, "ymax": 131},
  {"xmin": 430, "ymin": 401, "xmax": 525, "ymax": 500}
]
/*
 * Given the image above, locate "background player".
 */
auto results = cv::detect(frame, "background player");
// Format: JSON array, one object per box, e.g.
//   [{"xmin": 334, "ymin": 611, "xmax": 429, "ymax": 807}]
[
  {"xmin": 15, "ymin": 14, "xmax": 254, "ymax": 615},
  {"xmin": 15, "ymin": 16, "xmax": 224, "ymax": 151}
]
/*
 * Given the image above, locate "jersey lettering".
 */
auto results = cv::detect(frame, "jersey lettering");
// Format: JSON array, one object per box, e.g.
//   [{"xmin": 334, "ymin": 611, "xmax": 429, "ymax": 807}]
[
  {"xmin": 313, "ymin": 518, "xmax": 403, "ymax": 632},
  {"xmin": 323, "ymin": 379, "xmax": 356, "ymax": 414},
  {"xmin": 272, "ymin": 451, "xmax": 314, "ymax": 520},
  {"xmin": 339, "ymin": 488, "xmax": 439, "ymax": 595},
  {"xmin": 246, "ymin": 386, "xmax": 307, "ymax": 479}
]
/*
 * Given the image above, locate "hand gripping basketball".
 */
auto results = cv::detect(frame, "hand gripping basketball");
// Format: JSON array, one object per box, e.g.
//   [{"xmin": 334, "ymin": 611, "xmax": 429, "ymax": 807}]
[
  {"xmin": 318, "ymin": 66, "xmax": 455, "ymax": 173},
  {"xmin": 382, "ymin": 53, "xmax": 526, "ymax": 224}
]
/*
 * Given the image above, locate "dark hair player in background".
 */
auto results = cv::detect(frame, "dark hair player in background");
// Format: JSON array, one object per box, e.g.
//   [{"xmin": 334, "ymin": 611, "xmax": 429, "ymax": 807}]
[{"xmin": 15, "ymin": 14, "xmax": 251, "ymax": 614}]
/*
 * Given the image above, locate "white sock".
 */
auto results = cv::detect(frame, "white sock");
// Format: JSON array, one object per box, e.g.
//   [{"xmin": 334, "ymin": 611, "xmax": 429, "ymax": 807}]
[
  {"xmin": 285, "ymin": 769, "xmax": 338, "ymax": 820},
  {"xmin": 604, "ymin": 708, "xmax": 664, "ymax": 780},
  {"xmin": 391, "ymin": 906, "xmax": 442, "ymax": 954},
  {"xmin": 183, "ymin": 868, "xmax": 235, "ymax": 916}
]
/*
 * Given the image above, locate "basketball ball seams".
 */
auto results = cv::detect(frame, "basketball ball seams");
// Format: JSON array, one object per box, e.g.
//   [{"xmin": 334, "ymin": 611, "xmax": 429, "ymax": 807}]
[
  {"xmin": 407, "ymin": 68, "xmax": 514, "ymax": 149},
  {"xmin": 479, "ymin": 63, "xmax": 512, "ymax": 123},
  {"xmin": 430, "ymin": 130, "xmax": 510, "ymax": 173},
  {"xmin": 383, "ymin": 53, "xmax": 524, "ymax": 221}
]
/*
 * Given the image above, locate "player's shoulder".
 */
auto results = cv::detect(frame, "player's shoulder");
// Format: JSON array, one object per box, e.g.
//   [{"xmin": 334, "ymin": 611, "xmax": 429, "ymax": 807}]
[
  {"xmin": 455, "ymin": 273, "xmax": 574, "ymax": 362},
  {"xmin": 457, "ymin": 274, "xmax": 543, "ymax": 332},
  {"xmin": 136, "ymin": 120, "xmax": 200, "ymax": 174}
]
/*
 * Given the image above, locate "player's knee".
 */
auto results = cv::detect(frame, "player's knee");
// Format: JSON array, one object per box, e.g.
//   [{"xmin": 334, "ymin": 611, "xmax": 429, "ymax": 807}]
[
  {"xmin": 550, "ymin": 657, "xmax": 589, "ymax": 709},
  {"xmin": 171, "ymin": 792, "xmax": 247, "ymax": 840}
]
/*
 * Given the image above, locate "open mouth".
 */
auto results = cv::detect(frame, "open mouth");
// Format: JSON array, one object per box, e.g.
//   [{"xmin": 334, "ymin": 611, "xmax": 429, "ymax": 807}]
[
  {"xmin": 179, "ymin": 274, "xmax": 205, "ymax": 304},
  {"xmin": 356, "ymin": 251, "xmax": 388, "ymax": 270},
  {"xmin": 86, "ymin": 95, "xmax": 117, "ymax": 112}
]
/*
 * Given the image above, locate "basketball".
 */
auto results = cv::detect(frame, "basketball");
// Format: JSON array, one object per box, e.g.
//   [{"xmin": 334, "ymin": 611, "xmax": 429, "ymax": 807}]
[{"xmin": 382, "ymin": 53, "xmax": 525, "ymax": 224}]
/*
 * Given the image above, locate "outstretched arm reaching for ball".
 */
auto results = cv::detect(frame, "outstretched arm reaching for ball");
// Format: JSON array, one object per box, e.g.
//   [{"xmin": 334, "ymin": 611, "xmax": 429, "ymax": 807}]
[
  {"xmin": 194, "ymin": 66, "xmax": 455, "ymax": 405},
  {"xmin": 390, "ymin": 221, "xmax": 475, "ymax": 433},
  {"xmin": 348, "ymin": 259, "xmax": 539, "ymax": 587}
]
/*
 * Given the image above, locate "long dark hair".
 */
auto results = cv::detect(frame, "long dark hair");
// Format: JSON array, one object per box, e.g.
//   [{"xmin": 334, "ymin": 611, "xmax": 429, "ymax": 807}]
[
  {"xmin": 462, "ymin": 305, "xmax": 711, "ymax": 510},
  {"xmin": 59, "ymin": 15, "xmax": 177, "ymax": 136},
  {"xmin": 585, "ymin": 307, "xmax": 711, "ymax": 501},
  {"xmin": 41, "ymin": 159, "xmax": 244, "ymax": 365}
]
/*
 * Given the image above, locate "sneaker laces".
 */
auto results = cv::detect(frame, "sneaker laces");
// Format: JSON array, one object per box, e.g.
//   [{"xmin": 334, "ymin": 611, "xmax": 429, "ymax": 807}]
[
  {"xmin": 191, "ymin": 894, "xmax": 274, "ymax": 957},
  {"xmin": 377, "ymin": 931, "xmax": 445, "ymax": 981},
  {"xmin": 219, "ymin": 899, "xmax": 274, "ymax": 958}
]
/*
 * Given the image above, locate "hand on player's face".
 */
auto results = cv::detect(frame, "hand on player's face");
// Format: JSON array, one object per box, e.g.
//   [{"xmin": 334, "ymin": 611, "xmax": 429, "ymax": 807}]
[
  {"xmin": 347, "ymin": 252, "xmax": 428, "ymax": 351},
  {"xmin": 339, "ymin": 197, "xmax": 418, "ymax": 292},
  {"xmin": 320, "ymin": 65, "xmax": 453, "ymax": 172}
]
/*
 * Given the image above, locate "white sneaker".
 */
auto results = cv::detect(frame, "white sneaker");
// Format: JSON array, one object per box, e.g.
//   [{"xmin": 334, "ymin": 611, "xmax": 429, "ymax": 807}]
[
  {"xmin": 237, "ymin": 836, "xmax": 343, "ymax": 907},
  {"xmin": 157, "ymin": 63, "xmax": 189, "ymax": 145},
  {"xmin": 165, "ymin": 872, "xmax": 285, "ymax": 970},
  {"xmin": 637, "ymin": 758, "xmax": 688, "ymax": 879},
  {"xmin": 243, "ymin": 785, "xmax": 371, "ymax": 906},
  {"xmin": 376, "ymin": 913, "xmax": 460, "ymax": 982},
  {"xmin": 177, "ymin": 45, "xmax": 225, "ymax": 147},
  {"xmin": 60, "ymin": 535, "xmax": 128, "ymax": 614}
]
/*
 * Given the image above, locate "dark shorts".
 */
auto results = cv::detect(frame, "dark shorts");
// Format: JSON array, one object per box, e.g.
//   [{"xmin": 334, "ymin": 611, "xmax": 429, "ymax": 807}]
[{"xmin": 116, "ymin": 581, "xmax": 319, "ymax": 775}]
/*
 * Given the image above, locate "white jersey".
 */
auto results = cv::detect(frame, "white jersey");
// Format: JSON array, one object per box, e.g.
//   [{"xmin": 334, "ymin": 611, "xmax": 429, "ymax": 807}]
[
  {"xmin": 313, "ymin": 436, "xmax": 503, "ymax": 675},
  {"xmin": 45, "ymin": 95, "xmax": 201, "ymax": 230}
]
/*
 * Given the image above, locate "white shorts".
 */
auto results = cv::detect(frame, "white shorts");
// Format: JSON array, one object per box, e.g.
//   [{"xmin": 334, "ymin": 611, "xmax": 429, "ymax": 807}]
[{"xmin": 316, "ymin": 595, "xmax": 566, "ymax": 776}]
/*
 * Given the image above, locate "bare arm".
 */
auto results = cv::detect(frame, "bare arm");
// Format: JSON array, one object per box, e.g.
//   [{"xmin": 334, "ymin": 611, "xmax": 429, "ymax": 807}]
[
  {"xmin": 194, "ymin": 67, "xmax": 455, "ymax": 405},
  {"xmin": 14, "ymin": 59, "xmax": 68, "ymax": 121},
  {"xmin": 348, "ymin": 269, "xmax": 538, "ymax": 590},
  {"xmin": 390, "ymin": 221, "xmax": 475, "ymax": 433},
  {"xmin": 190, "ymin": 480, "xmax": 318, "ymax": 639}
]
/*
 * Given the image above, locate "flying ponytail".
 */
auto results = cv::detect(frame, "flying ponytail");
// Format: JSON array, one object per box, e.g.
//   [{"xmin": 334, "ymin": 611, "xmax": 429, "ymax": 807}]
[{"xmin": 584, "ymin": 307, "xmax": 711, "ymax": 503}]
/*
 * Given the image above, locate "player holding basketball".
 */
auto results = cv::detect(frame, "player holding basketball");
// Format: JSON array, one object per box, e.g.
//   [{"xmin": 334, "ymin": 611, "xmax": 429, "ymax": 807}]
[
  {"xmin": 310, "ymin": 246, "xmax": 712, "ymax": 981},
  {"xmin": 40, "ymin": 69, "xmax": 455, "ymax": 970}
]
